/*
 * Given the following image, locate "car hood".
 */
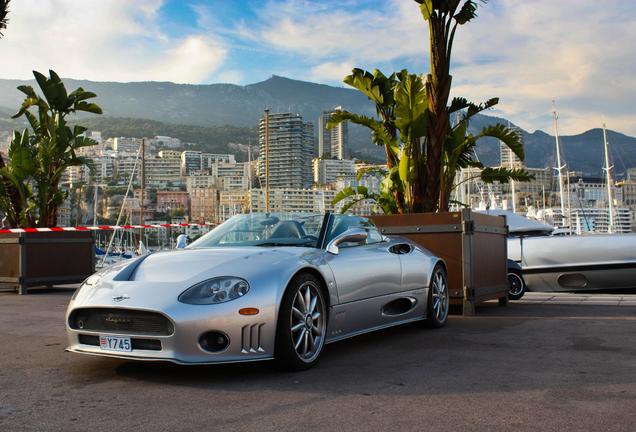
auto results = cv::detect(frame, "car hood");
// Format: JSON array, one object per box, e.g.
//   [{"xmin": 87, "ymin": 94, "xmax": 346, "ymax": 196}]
[
  {"xmin": 71, "ymin": 246, "xmax": 325, "ymax": 309},
  {"xmin": 129, "ymin": 247, "xmax": 315, "ymax": 283}
]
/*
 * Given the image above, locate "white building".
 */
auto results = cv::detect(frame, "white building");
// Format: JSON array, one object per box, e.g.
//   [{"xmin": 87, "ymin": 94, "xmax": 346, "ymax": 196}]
[
  {"xmin": 248, "ymin": 189, "xmax": 336, "ymax": 215},
  {"xmin": 181, "ymin": 151, "xmax": 235, "ymax": 175},
  {"xmin": 313, "ymin": 158, "xmax": 356, "ymax": 185},
  {"xmin": 151, "ymin": 136, "xmax": 181, "ymax": 149},
  {"xmin": 90, "ymin": 156, "xmax": 115, "ymax": 183},
  {"xmin": 113, "ymin": 137, "xmax": 143, "ymax": 155}
]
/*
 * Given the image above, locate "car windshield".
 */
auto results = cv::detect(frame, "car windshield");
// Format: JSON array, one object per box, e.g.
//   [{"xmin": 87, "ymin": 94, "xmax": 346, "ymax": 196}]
[{"xmin": 189, "ymin": 213, "xmax": 326, "ymax": 248}]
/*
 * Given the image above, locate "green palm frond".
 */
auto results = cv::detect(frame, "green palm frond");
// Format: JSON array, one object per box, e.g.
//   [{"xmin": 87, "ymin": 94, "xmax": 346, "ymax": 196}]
[
  {"xmin": 480, "ymin": 167, "xmax": 534, "ymax": 184},
  {"xmin": 0, "ymin": 0, "xmax": 9, "ymax": 37}
]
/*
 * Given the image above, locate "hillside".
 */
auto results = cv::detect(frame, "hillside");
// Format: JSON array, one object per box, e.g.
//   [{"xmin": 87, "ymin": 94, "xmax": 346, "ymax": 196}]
[{"xmin": 2, "ymin": 75, "xmax": 636, "ymax": 175}]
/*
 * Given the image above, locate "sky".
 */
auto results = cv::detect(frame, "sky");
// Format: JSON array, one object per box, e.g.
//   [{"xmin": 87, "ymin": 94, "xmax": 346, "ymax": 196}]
[{"xmin": 1, "ymin": 0, "xmax": 635, "ymax": 135}]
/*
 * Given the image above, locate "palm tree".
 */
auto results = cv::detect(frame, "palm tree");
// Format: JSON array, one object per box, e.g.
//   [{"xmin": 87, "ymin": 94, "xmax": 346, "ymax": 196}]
[
  {"xmin": 328, "ymin": 69, "xmax": 405, "ymax": 212},
  {"xmin": 414, "ymin": 0, "xmax": 484, "ymax": 212},
  {"xmin": 329, "ymin": 78, "xmax": 532, "ymax": 214},
  {"xmin": 440, "ymin": 97, "xmax": 532, "ymax": 211},
  {"xmin": 0, "ymin": 70, "xmax": 102, "ymax": 227},
  {"xmin": 0, "ymin": 1, "xmax": 9, "ymax": 38}
]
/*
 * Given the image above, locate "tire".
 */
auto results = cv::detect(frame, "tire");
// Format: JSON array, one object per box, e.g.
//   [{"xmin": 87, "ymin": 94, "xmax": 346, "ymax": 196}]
[
  {"xmin": 275, "ymin": 273, "xmax": 327, "ymax": 371},
  {"xmin": 425, "ymin": 264, "xmax": 449, "ymax": 328},
  {"xmin": 507, "ymin": 270, "xmax": 526, "ymax": 300}
]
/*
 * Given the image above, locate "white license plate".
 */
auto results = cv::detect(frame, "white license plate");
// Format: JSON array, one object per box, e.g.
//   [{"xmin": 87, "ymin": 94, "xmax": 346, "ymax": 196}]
[{"xmin": 99, "ymin": 335, "xmax": 132, "ymax": 352}]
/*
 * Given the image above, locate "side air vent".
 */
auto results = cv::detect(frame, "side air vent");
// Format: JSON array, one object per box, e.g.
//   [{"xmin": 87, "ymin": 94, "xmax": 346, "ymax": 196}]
[
  {"xmin": 382, "ymin": 297, "xmax": 417, "ymax": 316},
  {"xmin": 558, "ymin": 273, "xmax": 589, "ymax": 288},
  {"xmin": 241, "ymin": 324, "xmax": 265, "ymax": 353}
]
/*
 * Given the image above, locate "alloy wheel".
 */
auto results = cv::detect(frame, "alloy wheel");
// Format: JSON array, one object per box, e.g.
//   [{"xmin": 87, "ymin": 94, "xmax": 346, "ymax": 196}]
[
  {"xmin": 431, "ymin": 270, "xmax": 448, "ymax": 323},
  {"xmin": 290, "ymin": 281, "xmax": 325, "ymax": 363}
]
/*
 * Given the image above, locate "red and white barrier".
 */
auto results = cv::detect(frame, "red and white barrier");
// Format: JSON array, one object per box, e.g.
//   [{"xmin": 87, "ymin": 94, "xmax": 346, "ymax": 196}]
[{"xmin": 0, "ymin": 223, "xmax": 214, "ymax": 234}]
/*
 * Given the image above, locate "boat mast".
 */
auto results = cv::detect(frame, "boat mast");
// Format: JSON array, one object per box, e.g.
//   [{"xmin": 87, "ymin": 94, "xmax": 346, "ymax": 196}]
[
  {"xmin": 552, "ymin": 106, "xmax": 567, "ymax": 228},
  {"xmin": 140, "ymin": 138, "xmax": 146, "ymax": 246},
  {"xmin": 508, "ymin": 121, "xmax": 517, "ymax": 213},
  {"xmin": 264, "ymin": 109, "xmax": 270, "ymax": 212},
  {"xmin": 602, "ymin": 123, "xmax": 615, "ymax": 233}
]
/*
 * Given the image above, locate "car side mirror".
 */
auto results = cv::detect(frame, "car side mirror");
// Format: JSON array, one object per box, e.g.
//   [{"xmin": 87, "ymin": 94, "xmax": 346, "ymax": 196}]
[{"xmin": 326, "ymin": 228, "xmax": 368, "ymax": 255}]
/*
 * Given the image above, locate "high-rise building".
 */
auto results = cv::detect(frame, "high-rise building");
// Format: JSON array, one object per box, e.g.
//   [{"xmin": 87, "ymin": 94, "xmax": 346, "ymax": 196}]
[
  {"xmin": 318, "ymin": 106, "xmax": 348, "ymax": 159},
  {"xmin": 258, "ymin": 112, "xmax": 314, "ymax": 189}
]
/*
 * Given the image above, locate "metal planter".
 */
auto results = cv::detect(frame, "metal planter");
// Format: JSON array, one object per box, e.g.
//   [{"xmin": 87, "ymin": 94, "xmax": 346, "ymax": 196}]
[{"xmin": 0, "ymin": 231, "xmax": 95, "ymax": 294}]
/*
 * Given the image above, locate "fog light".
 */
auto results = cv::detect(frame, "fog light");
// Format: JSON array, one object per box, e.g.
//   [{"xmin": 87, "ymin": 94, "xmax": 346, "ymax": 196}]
[{"xmin": 199, "ymin": 331, "xmax": 229, "ymax": 353}]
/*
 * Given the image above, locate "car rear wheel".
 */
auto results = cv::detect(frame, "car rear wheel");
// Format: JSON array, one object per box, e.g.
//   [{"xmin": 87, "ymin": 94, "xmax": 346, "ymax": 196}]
[
  {"xmin": 275, "ymin": 273, "xmax": 327, "ymax": 371},
  {"xmin": 507, "ymin": 269, "xmax": 526, "ymax": 300},
  {"xmin": 425, "ymin": 265, "xmax": 449, "ymax": 328}
]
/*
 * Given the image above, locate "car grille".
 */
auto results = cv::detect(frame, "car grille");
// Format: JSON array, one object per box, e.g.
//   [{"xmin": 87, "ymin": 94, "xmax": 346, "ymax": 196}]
[
  {"xmin": 69, "ymin": 308, "xmax": 174, "ymax": 336},
  {"xmin": 78, "ymin": 334, "xmax": 162, "ymax": 351}
]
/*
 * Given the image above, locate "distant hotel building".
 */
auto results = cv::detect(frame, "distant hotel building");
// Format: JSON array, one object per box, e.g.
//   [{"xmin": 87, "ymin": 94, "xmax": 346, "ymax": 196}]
[
  {"xmin": 258, "ymin": 112, "xmax": 314, "ymax": 189},
  {"xmin": 180, "ymin": 151, "xmax": 236, "ymax": 176},
  {"xmin": 318, "ymin": 106, "xmax": 348, "ymax": 159}
]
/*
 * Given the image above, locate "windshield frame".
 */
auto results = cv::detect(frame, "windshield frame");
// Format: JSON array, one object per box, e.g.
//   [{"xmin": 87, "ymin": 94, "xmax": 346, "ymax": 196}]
[{"xmin": 188, "ymin": 212, "xmax": 332, "ymax": 249}]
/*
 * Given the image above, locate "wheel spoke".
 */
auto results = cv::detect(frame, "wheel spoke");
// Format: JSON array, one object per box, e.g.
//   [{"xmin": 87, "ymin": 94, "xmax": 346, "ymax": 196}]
[
  {"xmin": 304, "ymin": 287, "xmax": 311, "ymax": 313},
  {"xmin": 302, "ymin": 330, "xmax": 309, "ymax": 356},
  {"xmin": 309, "ymin": 295, "xmax": 317, "ymax": 313},
  {"xmin": 291, "ymin": 322, "xmax": 304, "ymax": 332},
  {"xmin": 307, "ymin": 332, "xmax": 315, "ymax": 351},
  {"xmin": 294, "ymin": 330, "xmax": 304, "ymax": 350},
  {"xmin": 296, "ymin": 293, "xmax": 307, "ymax": 313},
  {"xmin": 311, "ymin": 311, "xmax": 321, "ymax": 320},
  {"xmin": 292, "ymin": 306, "xmax": 304, "ymax": 320},
  {"xmin": 312, "ymin": 324, "xmax": 321, "ymax": 336}
]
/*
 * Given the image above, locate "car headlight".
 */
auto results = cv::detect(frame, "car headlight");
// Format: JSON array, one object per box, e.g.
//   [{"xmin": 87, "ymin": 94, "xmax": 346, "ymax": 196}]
[{"xmin": 178, "ymin": 277, "xmax": 250, "ymax": 305}]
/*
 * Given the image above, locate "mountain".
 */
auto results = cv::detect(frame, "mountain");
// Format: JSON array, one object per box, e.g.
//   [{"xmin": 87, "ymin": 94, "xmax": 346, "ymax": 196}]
[{"xmin": 1, "ymin": 75, "xmax": 635, "ymax": 175}]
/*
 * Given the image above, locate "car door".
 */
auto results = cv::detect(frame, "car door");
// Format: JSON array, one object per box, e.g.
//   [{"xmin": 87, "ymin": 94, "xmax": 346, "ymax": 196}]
[
  {"xmin": 325, "ymin": 215, "xmax": 402, "ymax": 303},
  {"xmin": 324, "ymin": 215, "xmax": 403, "ymax": 337}
]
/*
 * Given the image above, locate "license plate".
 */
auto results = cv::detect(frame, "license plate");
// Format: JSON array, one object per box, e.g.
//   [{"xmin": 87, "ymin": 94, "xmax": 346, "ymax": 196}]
[{"xmin": 99, "ymin": 335, "xmax": 132, "ymax": 352}]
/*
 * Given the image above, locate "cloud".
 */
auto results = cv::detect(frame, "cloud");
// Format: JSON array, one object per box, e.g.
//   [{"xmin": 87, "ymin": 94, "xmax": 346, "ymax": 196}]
[
  {"xmin": 239, "ymin": 0, "xmax": 636, "ymax": 135},
  {"xmin": 245, "ymin": 0, "xmax": 426, "ymax": 63},
  {"xmin": 310, "ymin": 61, "xmax": 355, "ymax": 82},
  {"xmin": 2, "ymin": 0, "xmax": 635, "ymax": 136},
  {"xmin": 0, "ymin": 0, "xmax": 227, "ymax": 83}
]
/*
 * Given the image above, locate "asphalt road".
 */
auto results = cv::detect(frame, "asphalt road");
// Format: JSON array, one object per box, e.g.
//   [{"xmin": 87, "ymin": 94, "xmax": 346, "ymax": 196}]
[{"xmin": 1, "ymin": 289, "xmax": 635, "ymax": 432}]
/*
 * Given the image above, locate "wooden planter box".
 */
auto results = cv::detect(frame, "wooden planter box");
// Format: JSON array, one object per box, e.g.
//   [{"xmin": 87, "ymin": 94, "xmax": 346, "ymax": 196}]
[
  {"xmin": 0, "ymin": 231, "xmax": 95, "ymax": 295},
  {"xmin": 370, "ymin": 209, "xmax": 508, "ymax": 315}
]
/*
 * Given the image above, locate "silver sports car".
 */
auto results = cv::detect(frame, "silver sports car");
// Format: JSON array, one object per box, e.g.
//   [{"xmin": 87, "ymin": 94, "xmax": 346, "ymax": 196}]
[{"xmin": 66, "ymin": 212, "xmax": 449, "ymax": 370}]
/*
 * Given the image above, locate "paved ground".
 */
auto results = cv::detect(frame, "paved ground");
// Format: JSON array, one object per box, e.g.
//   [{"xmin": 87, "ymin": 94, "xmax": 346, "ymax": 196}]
[{"xmin": 1, "ymin": 288, "xmax": 635, "ymax": 432}]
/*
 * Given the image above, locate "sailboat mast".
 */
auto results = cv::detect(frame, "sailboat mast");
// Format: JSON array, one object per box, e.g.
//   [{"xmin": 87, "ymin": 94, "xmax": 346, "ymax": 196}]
[
  {"xmin": 603, "ymin": 123, "xmax": 615, "ymax": 233},
  {"xmin": 508, "ymin": 121, "xmax": 517, "ymax": 213},
  {"xmin": 264, "ymin": 109, "xmax": 270, "ymax": 212},
  {"xmin": 552, "ymin": 108, "xmax": 567, "ymax": 227}
]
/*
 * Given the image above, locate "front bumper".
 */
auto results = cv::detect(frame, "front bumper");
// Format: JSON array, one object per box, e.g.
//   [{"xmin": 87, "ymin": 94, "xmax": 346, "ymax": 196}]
[{"xmin": 65, "ymin": 298, "xmax": 277, "ymax": 365}]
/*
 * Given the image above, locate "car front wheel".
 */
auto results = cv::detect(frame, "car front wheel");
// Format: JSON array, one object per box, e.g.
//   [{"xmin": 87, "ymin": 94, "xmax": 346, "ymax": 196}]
[{"xmin": 275, "ymin": 273, "xmax": 327, "ymax": 370}]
